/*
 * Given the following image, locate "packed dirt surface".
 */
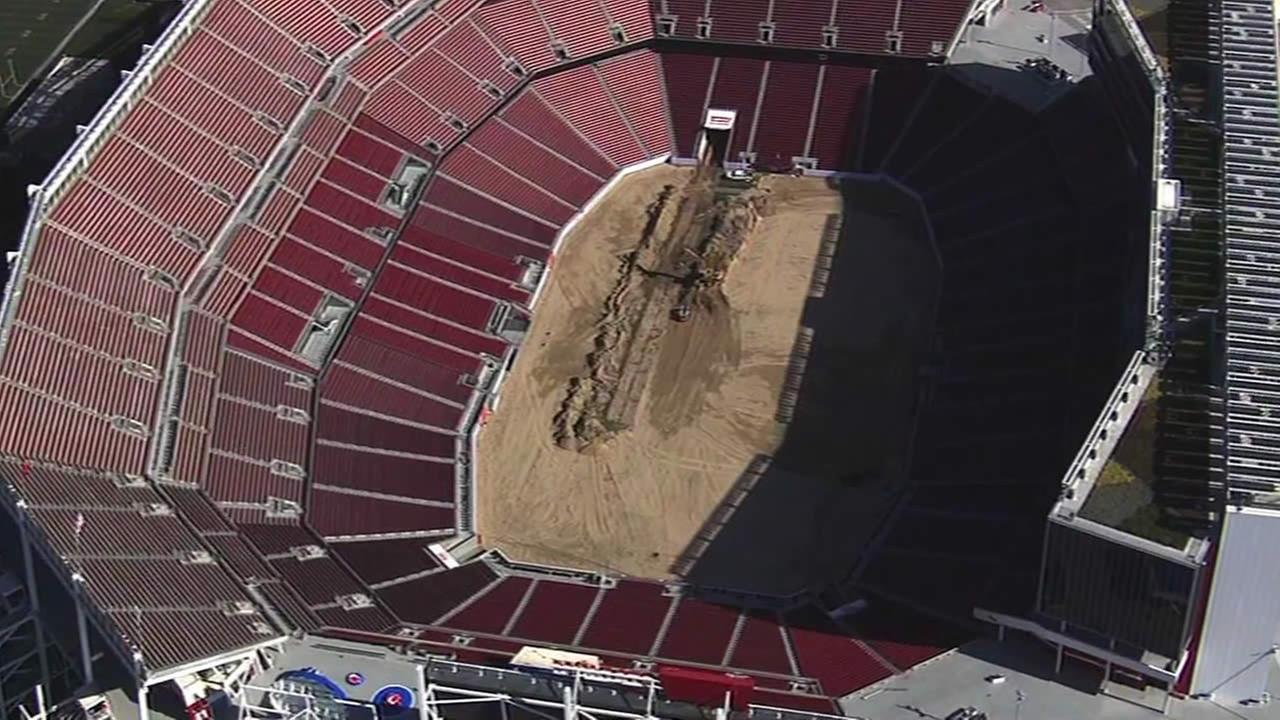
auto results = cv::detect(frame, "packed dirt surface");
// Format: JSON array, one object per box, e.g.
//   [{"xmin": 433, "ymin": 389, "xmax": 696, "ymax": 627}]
[
  {"xmin": 553, "ymin": 172, "xmax": 772, "ymax": 450},
  {"xmin": 475, "ymin": 165, "xmax": 841, "ymax": 579}
]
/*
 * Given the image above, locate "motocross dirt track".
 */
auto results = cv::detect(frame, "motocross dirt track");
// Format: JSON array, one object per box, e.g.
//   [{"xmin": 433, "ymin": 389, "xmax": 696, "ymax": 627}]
[{"xmin": 475, "ymin": 165, "xmax": 843, "ymax": 579}]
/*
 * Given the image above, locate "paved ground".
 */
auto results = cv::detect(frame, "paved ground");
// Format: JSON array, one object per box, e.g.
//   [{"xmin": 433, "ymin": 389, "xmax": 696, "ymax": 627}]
[
  {"xmin": 0, "ymin": 0, "xmax": 100, "ymax": 108},
  {"xmin": 950, "ymin": 2, "xmax": 1094, "ymax": 110},
  {"xmin": 841, "ymin": 635, "xmax": 1280, "ymax": 720}
]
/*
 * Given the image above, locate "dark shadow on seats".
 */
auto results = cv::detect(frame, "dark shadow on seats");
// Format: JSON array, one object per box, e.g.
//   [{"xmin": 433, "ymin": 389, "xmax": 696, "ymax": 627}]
[
  {"xmin": 676, "ymin": 177, "xmax": 939, "ymax": 599},
  {"xmin": 853, "ymin": 70, "xmax": 1151, "ymax": 621},
  {"xmin": 677, "ymin": 66, "xmax": 1153, "ymax": 652}
]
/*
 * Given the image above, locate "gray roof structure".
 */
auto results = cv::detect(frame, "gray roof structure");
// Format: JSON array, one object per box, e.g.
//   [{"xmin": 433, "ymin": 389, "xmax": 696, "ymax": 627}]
[{"xmin": 1193, "ymin": 507, "xmax": 1280, "ymax": 702}]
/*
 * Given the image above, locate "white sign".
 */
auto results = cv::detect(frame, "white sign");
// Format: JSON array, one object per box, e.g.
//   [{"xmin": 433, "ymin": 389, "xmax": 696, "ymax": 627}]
[
  {"xmin": 428, "ymin": 543, "xmax": 459, "ymax": 568},
  {"xmin": 703, "ymin": 108, "xmax": 737, "ymax": 130}
]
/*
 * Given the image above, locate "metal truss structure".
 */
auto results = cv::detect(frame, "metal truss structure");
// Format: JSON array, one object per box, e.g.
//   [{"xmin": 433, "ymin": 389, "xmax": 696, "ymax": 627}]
[{"xmin": 230, "ymin": 656, "xmax": 834, "ymax": 720}]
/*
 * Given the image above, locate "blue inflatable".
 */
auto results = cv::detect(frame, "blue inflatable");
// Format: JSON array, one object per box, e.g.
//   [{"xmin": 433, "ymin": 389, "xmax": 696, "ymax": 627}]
[
  {"xmin": 372, "ymin": 684, "xmax": 415, "ymax": 712},
  {"xmin": 274, "ymin": 668, "xmax": 348, "ymax": 700}
]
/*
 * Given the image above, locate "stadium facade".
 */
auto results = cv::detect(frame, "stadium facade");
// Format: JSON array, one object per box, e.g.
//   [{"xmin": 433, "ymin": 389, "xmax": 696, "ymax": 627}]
[
  {"xmin": 0, "ymin": 0, "xmax": 1269, "ymax": 717},
  {"xmin": 973, "ymin": 0, "xmax": 1209, "ymax": 697}
]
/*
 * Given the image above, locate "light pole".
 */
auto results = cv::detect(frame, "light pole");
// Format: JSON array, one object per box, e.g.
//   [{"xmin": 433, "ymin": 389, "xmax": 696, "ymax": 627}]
[{"xmin": 1014, "ymin": 689, "xmax": 1026, "ymax": 720}]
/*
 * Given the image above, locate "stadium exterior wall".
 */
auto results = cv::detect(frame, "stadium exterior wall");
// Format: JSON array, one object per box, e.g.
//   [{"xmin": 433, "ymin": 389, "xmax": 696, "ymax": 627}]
[
  {"xmin": 1043, "ymin": 0, "xmax": 1179, "ymax": 600},
  {"xmin": 1038, "ymin": 514, "xmax": 1206, "ymax": 663},
  {"xmin": 980, "ymin": 0, "xmax": 1201, "ymax": 679},
  {"xmin": 0, "ymin": 0, "xmax": 217, "ymax": 361},
  {"xmin": 1052, "ymin": 353, "xmax": 1159, "ymax": 525}
]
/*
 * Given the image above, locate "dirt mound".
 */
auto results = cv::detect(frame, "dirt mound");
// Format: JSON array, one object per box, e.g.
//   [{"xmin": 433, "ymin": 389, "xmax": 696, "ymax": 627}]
[
  {"xmin": 475, "ymin": 167, "xmax": 849, "ymax": 586},
  {"xmin": 554, "ymin": 180, "xmax": 771, "ymax": 451}
]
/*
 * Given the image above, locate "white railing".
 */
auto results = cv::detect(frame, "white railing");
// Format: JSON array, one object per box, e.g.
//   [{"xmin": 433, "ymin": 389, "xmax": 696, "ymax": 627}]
[
  {"xmin": 973, "ymin": 607, "xmax": 1181, "ymax": 683},
  {"xmin": 1147, "ymin": 94, "xmax": 1171, "ymax": 327},
  {"xmin": 1053, "ymin": 351, "xmax": 1159, "ymax": 517},
  {"xmin": 1104, "ymin": 0, "xmax": 1167, "ymax": 86},
  {"xmin": 1052, "ymin": 0, "xmax": 1173, "ymax": 522},
  {"xmin": 35, "ymin": 0, "xmax": 216, "ymax": 210},
  {"xmin": 486, "ymin": 549, "xmax": 613, "ymax": 586},
  {"xmin": 0, "ymin": 0, "xmax": 218, "ymax": 364},
  {"xmin": 1092, "ymin": 0, "xmax": 1172, "ymax": 336}
]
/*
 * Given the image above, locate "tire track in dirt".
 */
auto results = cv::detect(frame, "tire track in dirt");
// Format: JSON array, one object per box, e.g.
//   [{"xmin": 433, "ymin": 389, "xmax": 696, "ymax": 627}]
[{"xmin": 475, "ymin": 169, "xmax": 843, "ymax": 580}]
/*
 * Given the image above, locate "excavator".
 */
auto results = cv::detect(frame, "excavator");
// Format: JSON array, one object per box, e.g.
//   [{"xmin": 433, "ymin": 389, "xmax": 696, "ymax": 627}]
[{"xmin": 635, "ymin": 250, "xmax": 709, "ymax": 323}]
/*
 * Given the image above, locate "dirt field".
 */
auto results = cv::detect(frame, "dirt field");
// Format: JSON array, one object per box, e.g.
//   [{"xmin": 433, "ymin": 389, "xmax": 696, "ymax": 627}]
[
  {"xmin": 684, "ymin": 180, "xmax": 939, "ymax": 595},
  {"xmin": 475, "ymin": 165, "xmax": 844, "ymax": 579}
]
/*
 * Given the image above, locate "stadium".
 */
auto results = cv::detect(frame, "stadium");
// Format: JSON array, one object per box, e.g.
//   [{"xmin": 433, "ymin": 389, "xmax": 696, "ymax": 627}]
[{"xmin": 0, "ymin": 0, "xmax": 1271, "ymax": 717}]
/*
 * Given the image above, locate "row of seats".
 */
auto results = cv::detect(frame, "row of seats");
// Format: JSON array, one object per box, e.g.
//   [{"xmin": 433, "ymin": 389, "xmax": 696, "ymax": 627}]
[
  {"xmin": 290, "ymin": 45, "xmax": 673, "ymax": 539},
  {"xmin": 0, "ymin": 0, "xmax": 402, "ymax": 474},
  {"xmin": 197, "ymin": 4, "xmax": 521, "ymax": 537},
  {"xmin": 200, "ymin": 84, "xmax": 403, "ymax": 527},
  {"xmin": 654, "ymin": 0, "xmax": 969, "ymax": 57},
  {"xmin": 233, "ymin": 521, "xmax": 396, "ymax": 632},
  {"xmin": 408, "ymin": 48, "xmax": 672, "ymax": 277},
  {"xmin": 661, "ymin": 53, "xmax": 874, "ymax": 171},
  {"xmin": 163, "ymin": 32, "xmax": 382, "ymax": 529},
  {"xmin": 0, "ymin": 0, "xmax": 937, "ymax": 499},
  {"xmin": 369, "ymin": 565, "xmax": 905, "ymax": 699},
  {"xmin": 0, "ymin": 0, "xmax": 463, "ymax": 666},
  {"xmin": 359, "ymin": 0, "xmax": 653, "ymax": 154},
  {"xmin": 0, "ymin": 458, "xmax": 289, "ymax": 671},
  {"xmin": 219, "ymin": 0, "xmax": 522, "ymax": 391},
  {"xmin": 0, "ymin": 0, "xmax": 966, "ymax": 692},
  {"xmin": 849, "ymin": 71, "xmax": 1149, "ymax": 620},
  {"xmin": 187, "ymin": 16, "xmax": 1130, "ymax": 704}
]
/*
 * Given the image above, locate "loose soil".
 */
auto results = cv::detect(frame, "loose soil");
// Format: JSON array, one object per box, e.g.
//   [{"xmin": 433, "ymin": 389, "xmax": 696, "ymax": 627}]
[{"xmin": 475, "ymin": 165, "xmax": 841, "ymax": 579}]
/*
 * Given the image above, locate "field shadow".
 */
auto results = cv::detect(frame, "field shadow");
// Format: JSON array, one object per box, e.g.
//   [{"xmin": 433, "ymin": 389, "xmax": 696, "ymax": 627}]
[
  {"xmin": 674, "ymin": 178, "xmax": 940, "ymax": 598},
  {"xmin": 677, "ymin": 72, "xmax": 1150, "ymax": 640}
]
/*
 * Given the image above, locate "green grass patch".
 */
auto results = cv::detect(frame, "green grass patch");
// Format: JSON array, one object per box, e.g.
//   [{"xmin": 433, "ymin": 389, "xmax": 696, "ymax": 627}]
[
  {"xmin": 1080, "ymin": 379, "xmax": 1190, "ymax": 549},
  {"xmin": 1097, "ymin": 458, "xmax": 1137, "ymax": 488}
]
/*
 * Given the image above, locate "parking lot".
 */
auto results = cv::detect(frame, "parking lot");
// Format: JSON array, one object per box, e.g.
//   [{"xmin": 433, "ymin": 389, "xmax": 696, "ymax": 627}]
[{"xmin": 0, "ymin": 0, "xmax": 100, "ymax": 110}]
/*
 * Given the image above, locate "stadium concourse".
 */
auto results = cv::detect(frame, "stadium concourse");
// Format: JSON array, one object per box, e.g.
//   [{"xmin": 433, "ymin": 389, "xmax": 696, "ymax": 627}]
[{"xmin": 0, "ymin": 0, "xmax": 993, "ymax": 717}]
